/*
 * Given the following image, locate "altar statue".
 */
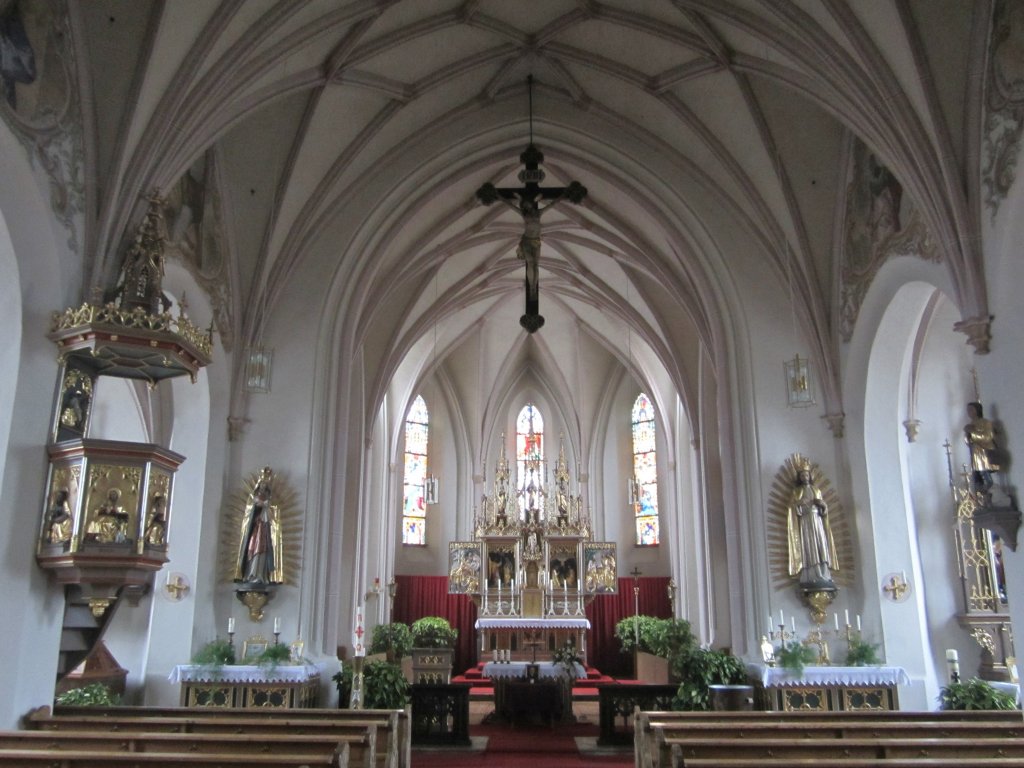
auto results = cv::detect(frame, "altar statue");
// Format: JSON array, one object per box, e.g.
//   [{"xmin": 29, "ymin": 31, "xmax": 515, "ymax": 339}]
[
  {"xmin": 234, "ymin": 466, "xmax": 284, "ymax": 585},
  {"xmin": 965, "ymin": 401, "xmax": 999, "ymax": 494},
  {"xmin": 786, "ymin": 462, "xmax": 837, "ymax": 587}
]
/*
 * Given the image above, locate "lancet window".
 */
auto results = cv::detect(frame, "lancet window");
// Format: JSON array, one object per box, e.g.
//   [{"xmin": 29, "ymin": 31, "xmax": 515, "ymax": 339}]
[
  {"xmin": 631, "ymin": 393, "xmax": 659, "ymax": 546},
  {"xmin": 402, "ymin": 395, "xmax": 429, "ymax": 546},
  {"xmin": 516, "ymin": 404, "xmax": 544, "ymax": 517}
]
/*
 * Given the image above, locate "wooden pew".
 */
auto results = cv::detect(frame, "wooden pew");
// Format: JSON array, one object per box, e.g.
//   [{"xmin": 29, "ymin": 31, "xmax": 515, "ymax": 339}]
[
  {"xmin": 0, "ymin": 747, "xmax": 349, "ymax": 767},
  {"xmin": 635, "ymin": 710, "xmax": 1024, "ymax": 768},
  {"xmin": 678, "ymin": 760, "xmax": 1024, "ymax": 768},
  {"xmin": 26, "ymin": 708, "xmax": 399, "ymax": 768},
  {"xmin": 662, "ymin": 736, "xmax": 1024, "ymax": 767}
]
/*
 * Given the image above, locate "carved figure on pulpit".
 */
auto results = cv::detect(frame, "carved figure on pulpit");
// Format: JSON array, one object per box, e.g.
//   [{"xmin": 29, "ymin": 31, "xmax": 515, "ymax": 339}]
[
  {"xmin": 87, "ymin": 488, "xmax": 130, "ymax": 544},
  {"xmin": 144, "ymin": 494, "xmax": 168, "ymax": 546},
  {"xmin": 46, "ymin": 488, "xmax": 72, "ymax": 544}
]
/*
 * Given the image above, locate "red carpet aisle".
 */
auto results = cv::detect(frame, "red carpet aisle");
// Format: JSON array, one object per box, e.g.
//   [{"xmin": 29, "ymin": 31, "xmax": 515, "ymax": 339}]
[{"xmin": 411, "ymin": 721, "xmax": 633, "ymax": 768}]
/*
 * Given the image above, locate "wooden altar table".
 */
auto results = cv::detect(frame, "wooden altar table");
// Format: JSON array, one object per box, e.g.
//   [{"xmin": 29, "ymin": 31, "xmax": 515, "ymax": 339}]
[
  {"xmin": 748, "ymin": 664, "xmax": 909, "ymax": 711},
  {"xmin": 482, "ymin": 661, "xmax": 585, "ymax": 724},
  {"xmin": 169, "ymin": 664, "xmax": 320, "ymax": 708}
]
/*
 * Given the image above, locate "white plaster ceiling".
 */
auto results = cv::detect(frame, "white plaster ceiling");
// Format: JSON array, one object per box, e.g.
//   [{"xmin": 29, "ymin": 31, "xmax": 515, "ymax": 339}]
[{"xmin": 77, "ymin": 0, "xmax": 979, "ymax": 428}]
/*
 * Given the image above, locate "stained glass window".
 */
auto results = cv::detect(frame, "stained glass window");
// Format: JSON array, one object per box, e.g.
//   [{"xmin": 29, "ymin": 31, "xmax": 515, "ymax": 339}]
[
  {"xmin": 631, "ymin": 393, "xmax": 659, "ymax": 546},
  {"xmin": 402, "ymin": 395, "xmax": 429, "ymax": 546},
  {"xmin": 516, "ymin": 404, "xmax": 544, "ymax": 516}
]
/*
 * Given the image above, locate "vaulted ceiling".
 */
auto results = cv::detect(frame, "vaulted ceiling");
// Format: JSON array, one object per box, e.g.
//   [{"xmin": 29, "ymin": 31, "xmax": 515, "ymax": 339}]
[{"xmin": 75, "ymin": 0, "xmax": 981, "ymax": 427}]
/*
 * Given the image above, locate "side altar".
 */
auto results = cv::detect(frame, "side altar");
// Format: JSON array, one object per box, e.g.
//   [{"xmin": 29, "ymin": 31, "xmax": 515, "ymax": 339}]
[{"xmin": 449, "ymin": 436, "xmax": 617, "ymax": 663}]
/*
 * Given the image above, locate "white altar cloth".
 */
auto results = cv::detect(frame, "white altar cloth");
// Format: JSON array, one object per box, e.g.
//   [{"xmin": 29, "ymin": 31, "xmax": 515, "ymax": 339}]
[
  {"xmin": 482, "ymin": 661, "xmax": 586, "ymax": 680},
  {"xmin": 169, "ymin": 664, "xmax": 320, "ymax": 684},
  {"xmin": 475, "ymin": 617, "xmax": 591, "ymax": 630},
  {"xmin": 750, "ymin": 664, "xmax": 910, "ymax": 688}
]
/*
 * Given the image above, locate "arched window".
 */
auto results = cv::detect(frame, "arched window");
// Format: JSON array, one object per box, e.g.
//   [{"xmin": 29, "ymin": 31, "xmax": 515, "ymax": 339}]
[
  {"xmin": 631, "ymin": 393, "xmax": 659, "ymax": 546},
  {"xmin": 402, "ymin": 395, "xmax": 429, "ymax": 546},
  {"xmin": 516, "ymin": 404, "xmax": 544, "ymax": 516}
]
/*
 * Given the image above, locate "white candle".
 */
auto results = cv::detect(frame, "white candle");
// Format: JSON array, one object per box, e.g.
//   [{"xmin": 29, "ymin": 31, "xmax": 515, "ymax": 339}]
[
  {"xmin": 845, "ymin": 609, "xmax": 850, "ymax": 626},
  {"xmin": 228, "ymin": 617, "xmax": 235, "ymax": 634},
  {"xmin": 274, "ymin": 617, "xmax": 281, "ymax": 634},
  {"xmin": 946, "ymin": 649, "xmax": 959, "ymax": 662},
  {"xmin": 511, "ymin": 577, "xmax": 515, "ymax": 591},
  {"xmin": 856, "ymin": 615, "xmax": 861, "ymax": 632},
  {"xmin": 498, "ymin": 578, "xmax": 502, "ymax": 591},
  {"xmin": 768, "ymin": 613, "xmax": 773, "ymax": 632},
  {"xmin": 790, "ymin": 616, "xmax": 795, "ymax": 633},
  {"xmin": 901, "ymin": 570, "xmax": 907, "ymax": 583},
  {"xmin": 493, "ymin": 649, "xmax": 498, "ymax": 663},
  {"xmin": 779, "ymin": 609, "xmax": 784, "ymax": 626},
  {"xmin": 834, "ymin": 613, "xmax": 839, "ymax": 631}
]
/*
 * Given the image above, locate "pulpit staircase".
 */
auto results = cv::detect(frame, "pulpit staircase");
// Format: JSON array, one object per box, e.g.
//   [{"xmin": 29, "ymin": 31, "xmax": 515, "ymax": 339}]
[{"xmin": 55, "ymin": 585, "xmax": 124, "ymax": 685}]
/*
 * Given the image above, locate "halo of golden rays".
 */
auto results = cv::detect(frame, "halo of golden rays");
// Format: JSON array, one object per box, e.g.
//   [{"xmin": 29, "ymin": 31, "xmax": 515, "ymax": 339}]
[
  {"xmin": 766, "ymin": 453, "xmax": 855, "ymax": 591},
  {"xmin": 220, "ymin": 468, "xmax": 303, "ymax": 586}
]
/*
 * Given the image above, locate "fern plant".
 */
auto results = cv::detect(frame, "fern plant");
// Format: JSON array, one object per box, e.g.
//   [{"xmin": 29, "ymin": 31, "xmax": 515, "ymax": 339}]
[
  {"xmin": 776, "ymin": 642, "xmax": 818, "ymax": 674},
  {"xmin": 939, "ymin": 678, "xmax": 1018, "ymax": 710},
  {"xmin": 255, "ymin": 643, "xmax": 292, "ymax": 671},
  {"xmin": 845, "ymin": 636, "xmax": 881, "ymax": 667}
]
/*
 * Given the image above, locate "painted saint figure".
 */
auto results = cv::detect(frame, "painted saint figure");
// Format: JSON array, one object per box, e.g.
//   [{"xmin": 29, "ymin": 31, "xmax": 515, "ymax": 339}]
[
  {"xmin": 144, "ymin": 494, "xmax": 168, "ymax": 547},
  {"xmin": 786, "ymin": 463, "xmax": 838, "ymax": 587},
  {"xmin": 234, "ymin": 467, "xmax": 283, "ymax": 585}
]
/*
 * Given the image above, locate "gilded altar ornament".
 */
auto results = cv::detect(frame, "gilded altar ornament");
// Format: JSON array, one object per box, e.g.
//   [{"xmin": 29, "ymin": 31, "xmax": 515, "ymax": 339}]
[{"xmin": 221, "ymin": 467, "xmax": 302, "ymax": 621}]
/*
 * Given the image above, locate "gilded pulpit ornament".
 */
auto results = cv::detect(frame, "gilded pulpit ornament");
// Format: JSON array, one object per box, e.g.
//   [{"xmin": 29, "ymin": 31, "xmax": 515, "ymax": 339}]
[
  {"xmin": 767, "ymin": 454, "xmax": 854, "ymax": 624},
  {"xmin": 221, "ymin": 467, "xmax": 302, "ymax": 621},
  {"xmin": 475, "ymin": 76, "xmax": 587, "ymax": 333}
]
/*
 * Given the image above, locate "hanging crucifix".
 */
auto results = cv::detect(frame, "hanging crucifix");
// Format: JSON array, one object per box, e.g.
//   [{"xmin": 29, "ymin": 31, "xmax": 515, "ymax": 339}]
[{"xmin": 476, "ymin": 76, "xmax": 587, "ymax": 333}]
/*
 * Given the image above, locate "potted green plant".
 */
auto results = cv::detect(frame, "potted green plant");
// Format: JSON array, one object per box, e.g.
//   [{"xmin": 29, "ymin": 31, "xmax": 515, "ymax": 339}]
[
  {"xmin": 370, "ymin": 622, "xmax": 413, "ymax": 661},
  {"xmin": 332, "ymin": 660, "xmax": 411, "ymax": 710},
  {"xmin": 939, "ymin": 677, "xmax": 1017, "ymax": 710},
  {"xmin": 616, "ymin": 615, "xmax": 675, "ymax": 682},
  {"xmin": 255, "ymin": 643, "xmax": 292, "ymax": 671},
  {"xmin": 845, "ymin": 636, "xmax": 881, "ymax": 667},
  {"xmin": 55, "ymin": 683, "xmax": 120, "ymax": 707},
  {"xmin": 614, "ymin": 615, "xmax": 662, "ymax": 654},
  {"xmin": 191, "ymin": 638, "xmax": 236, "ymax": 676},
  {"xmin": 410, "ymin": 616, "xmax": 458, "ymax": 683},
  {"xmin": 776, "ymin": 641, "xmax": 818, "ymax": 674},
  {"xmin": 672, "ymin": 648, "xmax": 748, "ymax": 711}
]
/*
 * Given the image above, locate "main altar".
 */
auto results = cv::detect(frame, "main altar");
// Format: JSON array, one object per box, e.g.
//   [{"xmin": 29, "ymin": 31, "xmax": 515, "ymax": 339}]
[{"xmin": 449, "ymin": 435, "xmax": 617, "ymax": 664}]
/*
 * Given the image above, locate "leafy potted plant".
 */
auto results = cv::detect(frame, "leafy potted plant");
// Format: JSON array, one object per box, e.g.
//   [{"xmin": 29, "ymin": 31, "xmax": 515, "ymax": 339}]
[
  {"xmin": 672, "ymin": 648, "xmax": 749, "ymax": 711},
  {"xmin": 410, "ymin": 616, "xmax": 458, "ymax": 683},
  {"xmin": 616, "ymin": 615, "xmax": 677, "ymax": 683},
  {"xmin": 55, "ymin": 683, "xmax": 120, "ymax": 707},
  {"xmin": 255, "ymin": 643, "xmax": 292, "ymax": 671},
  {"xmin": 776, "ymin": 641, "xmax": 818, "ymax": 675},
  {"xmin": 191, "ymin": 638, "xmax": 236, "ymax": 676},
  {"xmin": 845, "ymin": 636, "xmax": 881, "ymax": 667},
  {"xmin": 370, "ymin": 622, "xmax": 414, "ymax": 662},
  {"xmin": 939, "ymin": 677, "xmax": 1017, "ymax": 710},
  {"xmin": 332, "ymin": 659, "xmax": 411, "ymax": 710}
]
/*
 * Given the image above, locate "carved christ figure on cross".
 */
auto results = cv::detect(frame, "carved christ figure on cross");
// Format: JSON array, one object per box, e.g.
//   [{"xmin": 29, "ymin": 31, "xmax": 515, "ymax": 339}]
[{"xmin": 476, "ymin": 143, "xmax": 587, "ymax": 333}]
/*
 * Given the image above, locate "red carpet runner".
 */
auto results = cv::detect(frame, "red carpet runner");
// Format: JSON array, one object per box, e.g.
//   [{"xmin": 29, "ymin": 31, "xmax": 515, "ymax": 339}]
[{"xmin": 411, "ymin": 721, "xmax": 632, "ymax": 767}]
